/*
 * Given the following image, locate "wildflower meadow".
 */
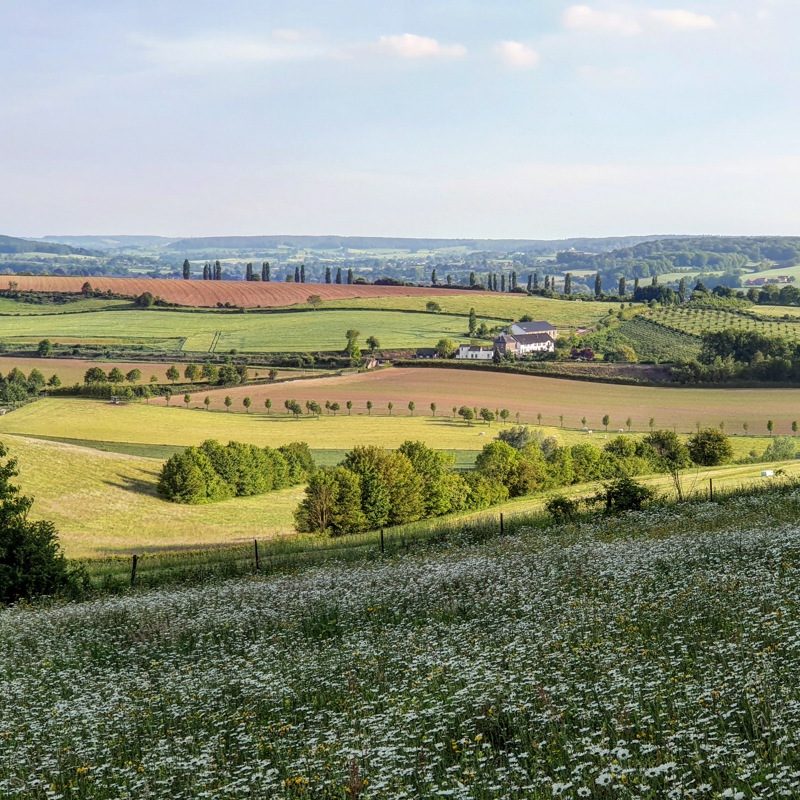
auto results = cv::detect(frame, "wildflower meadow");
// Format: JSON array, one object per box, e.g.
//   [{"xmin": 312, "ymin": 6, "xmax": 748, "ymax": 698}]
[{"xmin": 3, "ymin": 489, "xmax": 800, "ymax": 798}]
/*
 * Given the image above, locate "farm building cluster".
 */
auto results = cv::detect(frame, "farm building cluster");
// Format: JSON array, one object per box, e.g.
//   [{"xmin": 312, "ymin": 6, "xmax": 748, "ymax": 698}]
[{"xmin": 418, "ymin": 320, "xmax": 557, "ymax": 361}]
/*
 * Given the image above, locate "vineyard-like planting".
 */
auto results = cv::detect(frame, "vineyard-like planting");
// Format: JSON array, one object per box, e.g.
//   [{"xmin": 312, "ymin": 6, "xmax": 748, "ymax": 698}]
[
  {"xmin": 649, "ymin": 306, "xmax": 800, "ymax": 342},
  {"xmin": 588, "ymin": 316, "xmax": 701, "ymax": 363}
]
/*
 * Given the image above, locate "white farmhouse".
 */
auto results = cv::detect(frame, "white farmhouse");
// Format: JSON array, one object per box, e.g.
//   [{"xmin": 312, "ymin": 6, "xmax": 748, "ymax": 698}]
[
  {"xmin": 456, "ymin": 344, "xmax": 495, "ymax": 361},
  {"xmin": 494, "ymin": 332, "xmax": 555, "ymax": 356}
]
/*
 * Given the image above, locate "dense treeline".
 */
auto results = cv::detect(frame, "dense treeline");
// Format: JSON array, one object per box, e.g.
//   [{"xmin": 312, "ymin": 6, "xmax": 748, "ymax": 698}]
[
  {"xmin": 0, "ymin": 367, "xmax": 57, "ymax": 405},
  {"xmin": 672, "ymin": 329, "xmax": 800, "ymax": 383},
  {"xmin": 295, "ymin": 429, "xmax": 733, "ymax": 536},
  {"xmin": 157, "ymin": 440, "xmax": 314, "ymax": 504}
]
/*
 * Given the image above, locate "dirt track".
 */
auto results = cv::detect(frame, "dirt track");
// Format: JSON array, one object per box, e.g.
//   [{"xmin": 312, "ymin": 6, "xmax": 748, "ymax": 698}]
[{"xmin": 5, "ymin": 276, "xmax": 480, "ymax": 309}]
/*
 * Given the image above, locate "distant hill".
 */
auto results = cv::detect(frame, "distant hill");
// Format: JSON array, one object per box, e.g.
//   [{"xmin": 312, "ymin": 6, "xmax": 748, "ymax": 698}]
[
  {"xmin": 0, "ymin": 235, "xmax": 96, "ymax": 256},
  {"xmin": 41, "ymin": 235, "xmax": 177, "ymax": 251},
  {"xmin": 164, "ymin": 234, "xmax": 671, "ymax": 254}
]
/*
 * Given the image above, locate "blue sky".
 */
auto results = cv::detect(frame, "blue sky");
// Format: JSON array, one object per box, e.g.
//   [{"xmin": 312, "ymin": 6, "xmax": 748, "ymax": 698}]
[{"xmin": 2, "ymin": 0, "xmax": 798, "ymax": 239}]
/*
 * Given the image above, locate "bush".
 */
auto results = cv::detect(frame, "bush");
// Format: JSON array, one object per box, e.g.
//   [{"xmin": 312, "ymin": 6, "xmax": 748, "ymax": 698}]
[
  {"xmin": 687, "ymin": 428, "xmax": 733, "ymax": 466},
  {"xmin": 597, "ymin": 475, "xmax": 655, "ymax": 514},
  {"xmin": 546, "ymin": 495, "xmax": 582, "ymax": 522}
]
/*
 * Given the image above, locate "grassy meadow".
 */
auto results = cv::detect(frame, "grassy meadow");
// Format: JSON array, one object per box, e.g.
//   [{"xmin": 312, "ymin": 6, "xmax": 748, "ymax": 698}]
[
  {"xmin": 2, "ymin": 434, "xmax": 301, "ymax": 558},
  {"xmin": 0, "ymin": 308, "xmax": 504, "ymax": 353},
  {"xmin": 6, "ymin": 490, "xmax": 800, "ymax": 797},
  {"xmin": 0, "ymin": 296, "xmax": 131, "ymax": 314}
]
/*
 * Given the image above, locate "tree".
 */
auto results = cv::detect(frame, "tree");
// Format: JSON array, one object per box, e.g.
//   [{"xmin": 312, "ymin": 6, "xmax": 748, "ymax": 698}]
[
  {"xmin": 768, "ymin": 420, "xmax": 775, "ymax": 435},
  {"xmin": 618, "ymin": 276, "xmax": 626, "ymax": 297},
  {"xmin": 330, "ymin": 402, "xmax": 340, "ymax": 416},
  {"xmin": 201, "ymin": 363, "xmax": 219, "ymax": 384},
  {"xmin": 426, "ymin": 301, "xmax": 441, "ymax": 313},
  {"xmin": 347, "ymin": 268, "xmax": 353, "ymax": 284},
  {"xmin": 336, "ymin": 268, "xmax": 343, "ymax": 284},
  {"xmin": 325, "ymin": 266, "xmax": 332, "ymax": 284},
  {"xmin": 150, "ymin": 375, "xmax": 158, "ymax": 385},
  {"xmin": 602, "ymin": 414, "xmax": 610, "ymax": 432},
  {"xmin": 458, "ymin": 405, "xmax": 475, "ymax": 425},
  {"xmin": 434, "ymin": 338, "xmax": 457, "ymax": 358},
  {"xmin": 644, "ymin": 430, "xmax": 692, "ymax": 501},
  {"xmin": 581, "ymin": 416, "xmax": 587, "ymax": 427},
  {"xmin": 166, "ymin": 365, "xmax": 180, "ymax": 384},
  {"xmin": 649, "ymin": 417, "xmax": 655, "ymax": 432},
  {"xmin": 183, "ymin": 259, "xmax": 191, "ymax": 280},
  {"xmin": 107, "ymin": 367, "xmax": 125, "ymax": 384},
  {"xmin": 345, "ymin": 329, "xmax": 361, "ymax": 363},
  {"xmin": 265, "ymin": 399, "xmax": 272, "ymax": 414},
  {"xmin": 184, "ymin": 364, "xmax": 200, "ymax": 383},
  {"xmin": 743, "ymin": 421, "xmax": 749, "ymax": 434},
  {"xmin": 37, "ymin": 339, "xmax": 53, "ymax": 357},
  {"xmin": 537, "ymin": 412, "xmax": 542, "ymax": 426},
  {"xmin": 84, "ymin": 367, "xmax": 107, "ymax": 385},
  {"xmin": 366, "ymin": 400, "xmax": 373, "ymax": 416},
  {"xmin": 793, "ymin": 421, "xmax": 798, "ymax": 436},
  {"xmin": 559, "ymin": 414, "xmax": 565, "ymax": 428},
  {"xmin": 408, "ymin": 401, "xmax": 416, "ymax": 416},
  {"xmin": 346, "ymin": 400, "xmax": 353, "ymax": 415},
  {"xmin": 27, "ymin": 369, "xmax": 46, "ymax": 394},
  {"xmin": 564, "ymin": 273, "xmax": 572, "ymax": 295},
  {"xmin": 468, "ymin": 308, "xmax": 477, "ymax": 337},
  {"xmin": 388, "ymin": 402, "xmax": 394, "ymax": 416},
  {"xmin": 224, "ymin": 395, "xmax": 232, "ymax": 412},
  {"xmin": 687, "ymin": 428, "xmax": 733, "ymax": 466},
  {"xmin": 499, "ymin": 409, "xmax": 510, "ymax": 424},
  {"xmin": 480, "ymin": 407, "xmax": 495, "ymax": 424},
  {"xmin": 47, "ymin": 374, "xmax": 61, "ymax": 391},
  {"xmin": 594, "ymin": 272, "xmax": 602, "ymax": 297},
  {"xmin": 267, "ymin": 369, "xmax": 278, "ymax": 383},
  {"xmin": 262, "ymin": 262, "xmax": 270, "ymax": 282},
  {"xmin": 366, "ymin": 335, "xmax": 379, "ymax": 353},
  {"xmin": 0, "ymin": 443, "xmax": 84, "ymax": 603},
  {"xmin": 204, "ymin": 396, "xmax": 211, "ymax": 411},
  {"xmin": 431, "ymin": 268, "xmax": 438, "ymax": 285},
  {"xmin": 301, "ymin": 264, "xmax": 306, "ymax": 283},
  {"xmin": 307, "ymin": 294, "xmax": 323, "ymax": 310},
  {"xmin": 430, "ymin": 402, "xmax": 437, "ymax": 417},
  {"xmin": 126, "ymin": 369, "xmax": 141, "ymax": 384},
  {"xmin": 165, "ymin": 390, "xmax": 173, "ymax": 406},
  {"xmin": 243, "ymin": 396, "xmax": 252, "ymax": 413},
  {"xmin": 625, "ymin": 416, "xmax": 633, "ymax": 432},
  {"xmin": 184, "ymin": 393, "xmax": 191, "ymax": 409},
  {"xmin": 452, "ymin": 405, "xmax": 458, "ymax": 418}
]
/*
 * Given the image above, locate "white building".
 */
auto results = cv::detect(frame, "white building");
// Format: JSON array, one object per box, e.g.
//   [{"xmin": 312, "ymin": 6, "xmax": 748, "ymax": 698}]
[
  {"xmin": 456, "ymin": 344, "xmax": 495, "ymax": 361},
  {"xmin": 494, "ymin": 332, "xmax": 556, "ymax": 356}
]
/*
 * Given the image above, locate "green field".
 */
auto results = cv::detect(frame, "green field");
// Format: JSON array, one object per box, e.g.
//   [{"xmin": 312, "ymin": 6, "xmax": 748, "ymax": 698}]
[
  {"xmin": 0, "ymin": 308, "xmax": 507, "ymax": 353},
  {"xmin": 287, "ymin": 293, "xmax": 625, "ymax": 328},
  {"xmin": 587, "ymin": 316, "xmax": 701, "ymax": 362},
  {"xmin": 0, "ymin": 297, "xmax": 131, "ymax": 314}
]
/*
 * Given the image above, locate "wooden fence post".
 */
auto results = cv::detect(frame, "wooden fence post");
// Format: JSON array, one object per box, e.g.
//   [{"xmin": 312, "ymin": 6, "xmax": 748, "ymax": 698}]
[
  {"xmin": 130, "ymin": 554, "xmax": 138, "ymax": 587},
  {"xmin": 254, "ymin": 539, "xmax": 260, "ymax": 571},
  {"xmin": 380, "ymin": 529, "xmax": 385, "ymax": 554},
  {"xmin": 500, "ymin": 513, "xmax": 505, "ymax": 535},
  {"xmin": 709, "ymin": 478, "xmax": 714, "ymax": 502}
]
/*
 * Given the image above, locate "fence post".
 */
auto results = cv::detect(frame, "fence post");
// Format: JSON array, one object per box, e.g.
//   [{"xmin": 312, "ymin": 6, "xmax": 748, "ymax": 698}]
[
  {"xmin": 130, "ymin": 554, "xmax": 138, "ymax": 587},
  {"xmin": 254, "ymin": 539, "xmax": 260, "ymax": 572},
  {"xmin": 380, "ymin": 529, "xmax": 385, "ymax": 554},
  {"xmin": 500, "ymin": 513, "xmax": 505, "ymax": 536},
  {"xmin": 709, "ymin": 478, "xmax": 714, "ymax": 502}
]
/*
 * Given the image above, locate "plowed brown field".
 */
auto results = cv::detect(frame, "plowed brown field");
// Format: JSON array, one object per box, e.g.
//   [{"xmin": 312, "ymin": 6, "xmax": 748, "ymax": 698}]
[
  {"xmin": 5, "ymin": 276, "xmax": 480, "ymax": 309},
  {"xmin": 165, "ymin": 366, "xmax": 800, "ymax": 435}
]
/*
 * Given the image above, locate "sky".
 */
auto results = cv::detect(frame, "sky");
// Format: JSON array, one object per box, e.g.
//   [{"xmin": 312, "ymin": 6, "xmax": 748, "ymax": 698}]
[{"xmin": 2, "ymin": 0, "xmax": 799, "ymax": 240}]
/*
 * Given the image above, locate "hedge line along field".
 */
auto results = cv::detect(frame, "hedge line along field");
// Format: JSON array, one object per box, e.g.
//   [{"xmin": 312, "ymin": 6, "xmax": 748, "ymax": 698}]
[
  {"xmin": 6, "ymin": 492, "xmax": 800, "ymax": 797},
  {"xmin": 163, "ymin": 366, "xmax": 800, "ymax": 436},
  {"xmin": 0, "ymin": 434, "xmax": 300, "ymax": 558},
  {"xmin": 2, "ymin": 275, "xmax": 482, "ymax": 308},
  {"xmin": 0, "ymin": 296, "xmax": 130, "ymax": 314},
  {"xmin": 0, "ymin": 308, "xmax": 505, "ymax": 353}
]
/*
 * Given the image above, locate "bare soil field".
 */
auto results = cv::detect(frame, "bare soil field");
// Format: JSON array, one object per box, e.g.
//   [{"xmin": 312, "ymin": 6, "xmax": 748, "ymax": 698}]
[
  {"xmin": 4, "ymin": 276, "xmax": 483, "ymax": 309},
  {"xmin": 178, "ymin": 365, "xmax": 800, "ymax": 435}
]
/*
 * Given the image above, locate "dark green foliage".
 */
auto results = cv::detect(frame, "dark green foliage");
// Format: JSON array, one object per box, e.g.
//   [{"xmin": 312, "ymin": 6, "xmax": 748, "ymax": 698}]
[
  {"xmin": 158, "ymin": 439, "xmax": 313, "ymax": 505},
  {"xmin": 597, "ymin": 475, "xmax": 655, "ymax": 514},
  {"xmin": 546, "ymin": 495, "xmax": 581, "ymax": 522},
  {"xmin": 0, "ymin": 443, "xmax": 85, "ymax": 604},
  {"xmin": 687, "ymin": 428, "xmax": 733, "ymax": 466}
]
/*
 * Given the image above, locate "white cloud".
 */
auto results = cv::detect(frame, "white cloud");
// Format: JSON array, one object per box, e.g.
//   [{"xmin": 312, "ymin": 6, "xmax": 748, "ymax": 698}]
[
  {"xmin": 649, "ymin": 10, "xmax": 716, "ymax": 31},
  {"xmin": 495, "ymin": 41, "xmax": 540, "ymax": 69},
  {"xmin": 563, "ymin": 5, "xmax": 642, "ymax": 36},
  {"xmin": 372, "ymin": 34, "xmax": 466, "ymax": 59},
  {"xmin": 563, "ymin": 5, "xmax": 717, "ymax": 36}
]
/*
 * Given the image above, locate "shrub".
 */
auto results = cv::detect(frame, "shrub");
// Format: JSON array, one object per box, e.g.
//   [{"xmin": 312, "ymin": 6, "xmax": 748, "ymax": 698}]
[
  {"xmin": 597, "ymin": 475, "xmax": 655, "ymax": 514},
  {"xmin": 545, "ymin": 495, "xmax": 582, "ymax": 523},
  {"xmin": 687, "ymin": 428, "xmax": 733, "ymax": 466}
]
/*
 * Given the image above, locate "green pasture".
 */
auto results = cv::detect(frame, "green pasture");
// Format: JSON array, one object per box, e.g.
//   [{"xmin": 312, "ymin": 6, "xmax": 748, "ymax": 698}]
[
  {"xmin": 290, "ymin": 293, "xmax": 625, "ymax": 328},
  {"xmin": 0, "ymin": 297, "xmax": 130, "ymax": 315},
  {"xmin": 0, "ymin": 308, "xmax": 503, "ymax": 353}
]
